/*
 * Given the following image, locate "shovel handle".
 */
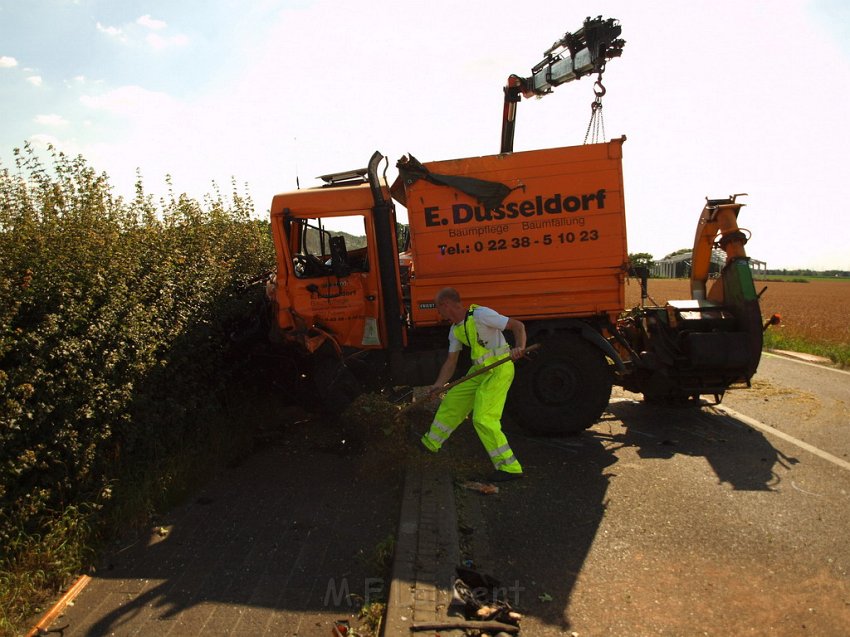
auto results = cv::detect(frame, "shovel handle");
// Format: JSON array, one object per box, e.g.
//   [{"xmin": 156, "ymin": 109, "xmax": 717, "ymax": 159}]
[
  {"xmin": 437, "ymin": 342, "xmax": 541, "ymax": 394},
  {"xmin": 398, "ymin": 343, "xmax": 541, "ymax": 416}
]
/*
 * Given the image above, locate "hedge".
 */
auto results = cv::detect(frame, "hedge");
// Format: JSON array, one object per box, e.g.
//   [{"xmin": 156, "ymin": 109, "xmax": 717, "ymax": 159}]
[{"xmin": 0, "ymin": 144, "xmax": 275, "ymax": 633}]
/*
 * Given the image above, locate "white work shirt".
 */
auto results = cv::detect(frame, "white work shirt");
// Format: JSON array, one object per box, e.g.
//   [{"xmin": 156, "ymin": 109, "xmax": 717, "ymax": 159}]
[{"xmin": 448, "ymin": 306, "xmax": 509, "ymax": 353}]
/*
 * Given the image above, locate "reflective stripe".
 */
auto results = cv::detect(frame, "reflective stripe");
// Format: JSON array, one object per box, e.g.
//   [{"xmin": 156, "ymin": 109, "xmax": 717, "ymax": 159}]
[
  {"xmin": 427, "ymin": 420, "xmax": 452, "ymax": 445},
  {"xmin": 489, "ymin": 443, "xmax": 513, "ymax": 458},
  {"xmin": 490, "ymin": 442, "xmax": 518, "ymax": 469},
  {"xmin": 473, "ymin": 345, "xmax": 510, "ymax": 366},
  {"xmin": 494, "ymin": 454, "xmax": 518, "ymax": 469},
  {"xmin": 432, "ymin": 420, "xmax": 452, "ymax": 435},
  {"xmin": 426, "ymin": 431, "xmax": 447, "ymax": 445}
]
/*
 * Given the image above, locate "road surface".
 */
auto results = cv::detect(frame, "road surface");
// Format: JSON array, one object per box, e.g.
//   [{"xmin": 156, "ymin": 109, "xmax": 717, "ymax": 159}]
[{"xmin": 457, "ymin": 352, "xmax": 850, "ymax": 635}]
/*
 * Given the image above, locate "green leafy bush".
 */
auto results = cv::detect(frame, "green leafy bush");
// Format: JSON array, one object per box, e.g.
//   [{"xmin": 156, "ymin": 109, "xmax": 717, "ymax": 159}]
[{"xmin": 0, "ymin": 144, "xmax": 274, "ymax": 632}]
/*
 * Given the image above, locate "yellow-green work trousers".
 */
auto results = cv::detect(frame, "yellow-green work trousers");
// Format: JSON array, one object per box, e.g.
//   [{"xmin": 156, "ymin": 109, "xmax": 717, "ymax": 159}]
[{"xmin": 421, "ymin": 356, "xmax": 523, "ymax": 474}]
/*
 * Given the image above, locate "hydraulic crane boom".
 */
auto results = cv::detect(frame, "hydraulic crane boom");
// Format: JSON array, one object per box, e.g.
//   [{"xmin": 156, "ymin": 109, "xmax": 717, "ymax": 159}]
[{"xmin": 500, "ymin": 16, "xmax": 625, "ymax": 153}]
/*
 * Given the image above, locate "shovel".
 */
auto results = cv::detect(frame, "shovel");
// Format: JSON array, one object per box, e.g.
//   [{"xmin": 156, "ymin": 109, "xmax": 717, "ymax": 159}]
[{"xmin": 396, "ymin": 343, "xmax": 541, "ymax": 418}]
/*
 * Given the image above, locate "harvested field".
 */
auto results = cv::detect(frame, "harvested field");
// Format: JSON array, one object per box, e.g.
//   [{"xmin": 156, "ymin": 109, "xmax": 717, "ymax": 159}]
[{"xmin": 624, "ymin": 277, "xmax": 850, "ymax": 348}]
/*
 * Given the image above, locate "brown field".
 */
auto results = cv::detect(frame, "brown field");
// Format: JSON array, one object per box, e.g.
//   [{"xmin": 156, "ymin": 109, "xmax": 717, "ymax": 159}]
[{"xmin": 624, "ymin": 278, "xmax": 850, "ymax": 348}]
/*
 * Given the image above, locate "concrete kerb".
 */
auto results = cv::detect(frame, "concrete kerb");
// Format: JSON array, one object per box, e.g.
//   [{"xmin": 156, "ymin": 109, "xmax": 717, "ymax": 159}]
[
  {"xmin": 767, "ymin": 348, "xmax": 833, "ymax": 365},
  {"xmin": 383, "ymin": 461, "xmax": 462, "ymax": 636}
]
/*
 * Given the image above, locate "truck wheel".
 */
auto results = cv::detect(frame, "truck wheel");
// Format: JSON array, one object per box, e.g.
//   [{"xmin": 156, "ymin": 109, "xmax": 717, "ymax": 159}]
[
  {"xmin": 312, "ymin": 356, "xmax": 363, "ymax": 414},
  {"xmin": 507, "ymin": 335, "xmax": 612, "ymax": 435}
]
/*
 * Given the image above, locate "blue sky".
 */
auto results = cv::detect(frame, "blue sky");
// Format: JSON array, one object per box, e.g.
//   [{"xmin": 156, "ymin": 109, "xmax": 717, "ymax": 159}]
[{"xmin": 2, "ymin": 0, "xmax": 849, "ymax": 270}]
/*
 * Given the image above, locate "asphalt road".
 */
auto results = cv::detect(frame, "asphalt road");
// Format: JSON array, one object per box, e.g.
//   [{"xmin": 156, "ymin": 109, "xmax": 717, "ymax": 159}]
[
  {"xmin": 722, "ymin": 352, "xmax": 850, "ymax": 462},
  {"xmin": 457, "ymin": 353, "xmax": 850, "ymax": 635}
]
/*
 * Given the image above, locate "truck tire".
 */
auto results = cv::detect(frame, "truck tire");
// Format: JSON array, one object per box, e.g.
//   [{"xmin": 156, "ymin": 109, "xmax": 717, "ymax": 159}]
[
  {"xmin": 312, "ymin": 356, "xmax": 363, "ymax": 414},
  {"xmin": 507, "ymin": 334, "xmax": 612, "ymax": 435}
]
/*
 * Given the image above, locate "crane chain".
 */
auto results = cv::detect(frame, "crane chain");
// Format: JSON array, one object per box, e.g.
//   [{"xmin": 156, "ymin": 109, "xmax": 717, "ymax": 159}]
[{"xmin": 583, "ymin": 74, "xmax": 607, "ymax": 145}]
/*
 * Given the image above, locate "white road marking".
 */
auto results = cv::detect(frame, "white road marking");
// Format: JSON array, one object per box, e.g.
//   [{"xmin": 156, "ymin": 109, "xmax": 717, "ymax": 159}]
[
  {"xmin": 791, "ymin": 481, "xmax": 823, "ymax": 497},
  {"xmin": 713, "ymin": 404, "xmax": 850, "ymax": 472},
  {"xmin": 763, "ymin": 351, "xmax": 850, "ymax": 376}
]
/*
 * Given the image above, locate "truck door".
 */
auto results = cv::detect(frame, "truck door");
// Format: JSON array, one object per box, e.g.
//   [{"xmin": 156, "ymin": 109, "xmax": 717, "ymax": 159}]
[{"xmin": 281, "ymin": 212, "xmax": 384, "ymax": 349}]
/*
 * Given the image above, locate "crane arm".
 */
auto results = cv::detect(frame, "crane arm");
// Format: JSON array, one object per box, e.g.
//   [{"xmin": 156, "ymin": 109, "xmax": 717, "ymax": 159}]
[{"xmin": 500, "ymin": 16, "xmax": 625, "ymax": 154}]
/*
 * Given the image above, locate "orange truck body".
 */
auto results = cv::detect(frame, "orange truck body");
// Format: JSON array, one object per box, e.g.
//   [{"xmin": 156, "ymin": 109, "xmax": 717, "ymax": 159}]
[
  {"xmin": 399, "ymin": 138, "xmax": 628, "ymax": 328},
  {"xmin": 265, "ymin": 138, "xmax": 762, "ymax": 432},
  {"xmin": 269, "ymin": 138, "xmax": 627, "ymax": 351},
  {"xmin": 262, "ymin": 16, "xmax": 763, "ymax": 432}
]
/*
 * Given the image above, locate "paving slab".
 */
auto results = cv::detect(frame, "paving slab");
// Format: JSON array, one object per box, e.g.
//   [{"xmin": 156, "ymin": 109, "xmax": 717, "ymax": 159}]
[
  {"xmin": 39, "ymin": 404, "xmax": 501, "ymax": 637},
  {"xmin": 383, "ymin": 462, "xmax": 462, "ymax": 636},
  {"xmin": 44, "ymin": 416, "xmax": 404, "ymax": 637}
]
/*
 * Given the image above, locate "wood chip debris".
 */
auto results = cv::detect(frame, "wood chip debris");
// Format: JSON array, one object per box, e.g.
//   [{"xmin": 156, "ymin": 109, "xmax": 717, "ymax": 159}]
[{"xmin": 460, "ymin": 481, "xmax": 499, "ymax": 495}]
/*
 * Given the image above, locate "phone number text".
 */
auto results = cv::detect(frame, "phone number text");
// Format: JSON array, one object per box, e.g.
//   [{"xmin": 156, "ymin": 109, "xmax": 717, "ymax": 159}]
[{"xmin": 438, "ymin": 230, "xmax": 599, "ymax": 255}]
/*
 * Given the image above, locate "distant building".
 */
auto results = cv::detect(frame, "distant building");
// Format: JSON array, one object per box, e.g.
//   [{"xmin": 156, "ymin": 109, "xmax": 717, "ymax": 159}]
[{"xmin": 651, "ymin": 249, "xmax": 766, "ymax": 278}]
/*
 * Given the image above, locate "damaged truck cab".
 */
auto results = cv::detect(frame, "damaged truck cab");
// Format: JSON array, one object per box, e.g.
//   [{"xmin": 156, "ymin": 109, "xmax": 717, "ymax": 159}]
[{"xmin": 267, "ymin": 173, "xmax": 401, "ymax": 355}]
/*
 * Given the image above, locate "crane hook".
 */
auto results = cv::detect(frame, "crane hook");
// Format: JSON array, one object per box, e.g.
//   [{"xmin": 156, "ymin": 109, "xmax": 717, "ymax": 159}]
[
  {"xmin": 593, "ymin": 77, "xmax": 606, "ymax": 98},
  {"xmin": 584, "ymin": 72, "xmax": 608, "ymax": 144}
]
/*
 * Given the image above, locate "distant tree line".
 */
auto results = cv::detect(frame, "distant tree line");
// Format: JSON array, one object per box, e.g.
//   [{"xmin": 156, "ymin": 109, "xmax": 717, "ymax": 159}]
[
  {"xmin": 765, "ymin": 269, "xmax": 849, "ymax": 278},
  {"xmin": 629, "ymin": 252, "xmax": 848, "ymax": 278}
]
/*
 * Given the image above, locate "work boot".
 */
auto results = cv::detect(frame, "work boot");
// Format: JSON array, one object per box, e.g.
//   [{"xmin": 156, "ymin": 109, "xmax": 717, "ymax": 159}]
[
  {"xmin": 407, "ymin": 426, "xmax": 436, "ymax": 454},
  {"xmin": 484, "ymin": 470, "xmax": 523, "ymax": 483}
]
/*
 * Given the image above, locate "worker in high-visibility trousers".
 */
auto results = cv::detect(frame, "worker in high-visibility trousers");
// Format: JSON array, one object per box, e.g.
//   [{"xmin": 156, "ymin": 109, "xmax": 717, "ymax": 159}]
[{"xmin": 420, "ymin": 287, "xmax": 527, "ymax": 482}]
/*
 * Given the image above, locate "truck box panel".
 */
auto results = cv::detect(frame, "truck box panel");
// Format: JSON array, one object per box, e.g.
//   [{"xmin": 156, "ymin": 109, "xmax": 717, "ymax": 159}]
[
  {"xmin": 410, "ymin": 270, "xmax": 623, "ymax": 326},
  {"xmin": 399, "ymin": 139, "xmax": 627, "ymax": 325}
]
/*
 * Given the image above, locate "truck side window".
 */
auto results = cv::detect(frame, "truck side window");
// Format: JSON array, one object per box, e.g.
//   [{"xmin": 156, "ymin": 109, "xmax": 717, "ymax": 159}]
[{"xmin": 288, "ymin": 216, "xmax": 370, "ymax": 277}]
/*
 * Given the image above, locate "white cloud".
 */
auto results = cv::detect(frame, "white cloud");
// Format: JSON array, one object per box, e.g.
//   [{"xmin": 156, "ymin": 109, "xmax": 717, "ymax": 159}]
[
  {"xmin": 95, "ymin": 16, "xmax": 186, "ymax": 50},
  {"xmin": 96, "ymin": 22, "xmax": 126, "ymax": 42},
  {"xmin": 80, "ymin": 85, "xmax": 179, "ymax": 118},
  {"xmin": 137, "ymin": 14, "xmax": 167, "ymax": 30},
  {"xmin": 96, "ymin": 22, "xmax": 120, "ymax": 36},
  {"xmin": 0, "ymin": 55, "xmax": 19, "ymax": 68},
  {"xmin": 35, "ymin": 114, "xmax": 69, "ymax": 127},
  {"xmin": 26, "ymin": 75, "xmax": 43, "ymax": 87},
  {"xmin": 146, "ymin": 32, "xmax": 189, "ymax": 50},
  {"xmin": 64, "ymin": 75, "xmax": 104, "ymax": 90},
  {"xmin": 27, "ymin": 133, "xmax": 62, "ymax": 150}
]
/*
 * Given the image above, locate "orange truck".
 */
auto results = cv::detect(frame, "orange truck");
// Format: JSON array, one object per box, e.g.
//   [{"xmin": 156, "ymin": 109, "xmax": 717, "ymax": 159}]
[{"xmin": 264, "ymin": 17, "xmax": 764, "ymax": 434}]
